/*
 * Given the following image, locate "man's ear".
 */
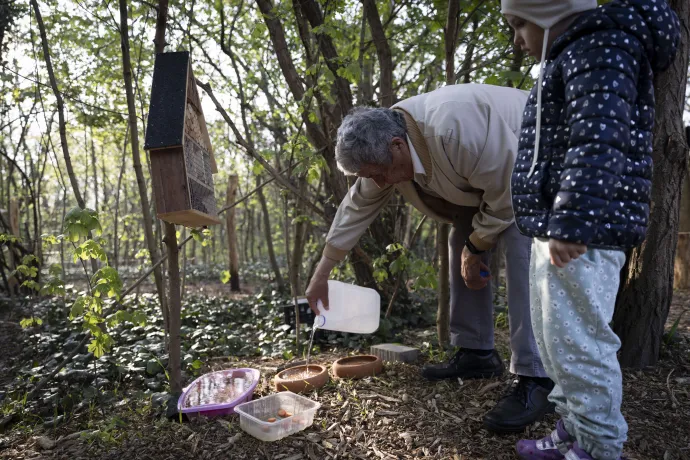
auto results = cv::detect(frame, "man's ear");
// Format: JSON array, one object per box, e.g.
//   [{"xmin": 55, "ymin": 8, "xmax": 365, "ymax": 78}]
[{"xmin": 390, "ymin": 137, "xmax": 406, "ymax": 153}]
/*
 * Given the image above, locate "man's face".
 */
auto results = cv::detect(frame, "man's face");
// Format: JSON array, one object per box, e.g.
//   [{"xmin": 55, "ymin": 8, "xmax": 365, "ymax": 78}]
[
  {"xmin": 505, "ymin": 14, "xmax": 546, "ymax": 61},
  {"xmin": 355, "ymin": 137, "xmax": 413, "ymax": 189}
]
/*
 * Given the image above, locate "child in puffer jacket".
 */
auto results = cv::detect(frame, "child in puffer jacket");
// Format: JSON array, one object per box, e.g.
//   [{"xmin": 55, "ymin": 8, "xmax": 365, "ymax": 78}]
[{"xmin": 501, "ymin": 0, "xmax": 680, "ymax": 459}]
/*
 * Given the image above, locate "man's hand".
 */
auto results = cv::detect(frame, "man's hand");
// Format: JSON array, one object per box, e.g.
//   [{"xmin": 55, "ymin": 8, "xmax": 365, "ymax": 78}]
[
  {"xmin": 548, "ymin": 239, "xmax": 587, "ymax": 268},
  {"xmin": 461, "ymin": 246, "xmax": 491, "ymax": 290},
  {"xmin": 305, "ymin": 256, "xmax": 337, "ymax": 315},
  {"xmin": 305, "ymin": 275, "xmax": 329, "ymax": 315}
]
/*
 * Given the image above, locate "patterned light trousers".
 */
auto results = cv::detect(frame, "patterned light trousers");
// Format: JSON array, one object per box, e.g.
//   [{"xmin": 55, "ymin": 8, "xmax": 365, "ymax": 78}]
[{"xmin": 530, "ymin": 238, "xmax": 627, "ymax": 459}]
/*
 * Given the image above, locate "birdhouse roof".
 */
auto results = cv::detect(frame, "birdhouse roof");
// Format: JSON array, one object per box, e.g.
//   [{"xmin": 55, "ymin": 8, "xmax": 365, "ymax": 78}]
[{"xmin": 144, "ymin": 51, "xmax": 217, "ymax": 173}]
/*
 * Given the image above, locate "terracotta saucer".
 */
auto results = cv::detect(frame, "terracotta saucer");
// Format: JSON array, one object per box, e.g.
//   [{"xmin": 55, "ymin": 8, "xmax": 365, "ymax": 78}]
[
  {"xmin": 332, "ymin": 355, "xmax": 383, "ymax": 379},
  {"xmin": 274, "ymin": 364, "xmax": 329, "ymax": 393}
]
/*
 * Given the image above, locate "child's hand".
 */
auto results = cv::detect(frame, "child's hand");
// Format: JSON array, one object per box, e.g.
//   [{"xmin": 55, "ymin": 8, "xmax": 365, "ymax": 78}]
[{"xmin": 548, "ymin": 239, "xmax": 587, "ymax": 268}]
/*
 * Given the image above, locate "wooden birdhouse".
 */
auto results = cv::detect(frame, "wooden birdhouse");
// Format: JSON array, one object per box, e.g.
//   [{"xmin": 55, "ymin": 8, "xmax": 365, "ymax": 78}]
[{"xmin": 144, "ymin": 51, "xmax": 220, "ymax": 228}]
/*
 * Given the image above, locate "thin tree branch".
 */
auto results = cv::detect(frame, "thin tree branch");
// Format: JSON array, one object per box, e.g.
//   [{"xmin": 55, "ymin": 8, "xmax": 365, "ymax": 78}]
[{"xmin": 197, "ymin": 79, "xmax": 327, "ymax": 220}]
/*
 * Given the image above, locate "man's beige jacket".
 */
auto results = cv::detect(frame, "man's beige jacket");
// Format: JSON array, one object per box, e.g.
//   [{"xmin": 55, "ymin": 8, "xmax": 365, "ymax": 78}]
[{"xmin": 323, "ymin": 83, "xmax": 528, "ymax": 262}]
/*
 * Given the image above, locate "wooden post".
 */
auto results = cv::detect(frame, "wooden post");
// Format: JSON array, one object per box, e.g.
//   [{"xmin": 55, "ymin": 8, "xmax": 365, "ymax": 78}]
[
  {"xmin": 436, "ymin": 223, "xmax": 450, "ymax": 348},
  {"xmin": 7, "ymin": 199, "xmax": 20, "ymax": 293},
  {"xmin": 226, "ymin": 176, "xmax": 240, "ymax": 291}
]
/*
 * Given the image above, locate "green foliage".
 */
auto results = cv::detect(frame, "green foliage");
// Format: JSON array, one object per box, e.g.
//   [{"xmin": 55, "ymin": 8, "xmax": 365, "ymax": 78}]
[
  {"xmin": 190, "ymin": 228, "xmax": 212, "ymax": 247},
  {"xmin": 73, "ymin": 239, "xmax": 108, "ymax": 264},
  {"xmin": 0, "ymin": 233, "xmax": 21, "ymax": 244},
  {"xmin": 41, "ymin": 265, "xmax": 65, "ymax": 296},
  {"xmin": 373, "ymin": 243, "xmax": 438, "ymax": 291},
  {"xmin": 220, "ymin": 270, "xmax": 231, "ymax": 284},
  {"xmin": 91, "ymin": 267, "xmax": 122, "ymax": 299},
  {"xmin": 88, "ymin": 331, "xmax": 114, "ymax": 359},
  {"xmin": 21, "ymin": 280, "xmax": 41, "ymax": 291},
  {"xmin": 495, "ymin": 311, "xmax": 509, "ymax": 329},
  {"xmin": 19, "ymin": 317, "xmax": 43, "ymax": 328},
  {"xmin": 42, "ymin": 233, "xmax": 62, "ymax": 245},
  {"xmin": 64, "ymin": 207, "xmax": 102, "ymax": 242}
]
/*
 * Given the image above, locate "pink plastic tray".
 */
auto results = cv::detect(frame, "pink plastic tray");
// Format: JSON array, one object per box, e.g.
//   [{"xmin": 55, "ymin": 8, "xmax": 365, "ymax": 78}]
[{"xmin": 177, "ymin": 368, "xmax": 260, "ymax": 418}]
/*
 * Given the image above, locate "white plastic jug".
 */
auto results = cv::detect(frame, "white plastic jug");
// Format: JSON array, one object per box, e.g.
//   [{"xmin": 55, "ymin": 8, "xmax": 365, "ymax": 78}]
[{"xmin": 314, "ymin": 280, "xmax": 380, "ymax": 334}]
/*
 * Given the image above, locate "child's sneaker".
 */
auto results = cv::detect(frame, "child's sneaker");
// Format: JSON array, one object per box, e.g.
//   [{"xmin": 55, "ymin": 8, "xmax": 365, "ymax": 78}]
[
  {"xmin": 516, "ymin": 419, "xmax": 573, "ymax": 459},
  {"xmin": 564, "ymin": 443, "xmax": 626, "ymax": 460}
]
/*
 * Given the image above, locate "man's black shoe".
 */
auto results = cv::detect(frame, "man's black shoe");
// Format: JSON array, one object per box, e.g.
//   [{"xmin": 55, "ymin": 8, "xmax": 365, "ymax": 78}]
[
  {"xmin": 421, "ymin": 349, "xmax": 504, "ymax": 381},
  {"xmin": 483, "ymin": 375, "xmax": 556, "ymax": 434}
]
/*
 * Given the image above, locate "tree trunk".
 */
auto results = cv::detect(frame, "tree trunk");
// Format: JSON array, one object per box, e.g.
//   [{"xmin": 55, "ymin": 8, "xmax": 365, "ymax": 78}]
[
  {"xmin": 357, "ymin": 12, "xmax": 372, "ymax": 105},
  {"xmin": 435, "ymin": 0, "xmax": 458, "ymax": 347},
  {"xmin": 30, "ymin": 0, "xmax": 85, "ymax": 209},
  {"xmin": 296, "ymin": 0, "xmax": 353, "ymax": 115},
  {"xmin": 164, "ymin": 222, "xmax": 182, "ymax": 394},
  {"xmin": 257, "ymin": 182, "xmax": 285, "ymax": 291},
  {"xmin": 181, "ymin": 227, "xmax": 187, "ymax": 301},
  {"xmin": 436, "ymin": 223, "xmax": 450, "ymax": 348},
  {"xmin": 153, "ymin": 0, "xmax": 181, "ymax": 392},
  {"xmin": 253, "ymin": 208, "xmax": 259, "ymax": 260},
  {"xmin": 90, "ymin": 127, "xmax": 99, "ymax": 212},
  {"xmin": 119, "ymin": 0, "xmax": 168, "ymax": 328},
  {"xmin": 613, "ymin": 0, "xmax": 689, "ymax": 368},
  {"xmin": 31, "ymin": 0, "xmax": 98, "ymax": 276},
  {"xmin": 363, "ymin": 0, "xmax": 393, "ymax": 107},
  {"xmin": 459, "ymin": 17, "xmax": 479, "ymax": 84},
  {"xmin": 444, "ymin": 0, "xmax": 459, "ymax": 84},
  {"xmin": 289, "ymin": 177, "xmax": 309, "ymax": 296},
  {"xmin": 113, "ymin": 125, "xmax": 129, "ymax": 270},
  {"xmin": 226, "ymin": 176, "xmax": 240, "ymax": 291},
  {"xmin": 677, "ymin": 147, "xmax": 690, "ymax": 288}
]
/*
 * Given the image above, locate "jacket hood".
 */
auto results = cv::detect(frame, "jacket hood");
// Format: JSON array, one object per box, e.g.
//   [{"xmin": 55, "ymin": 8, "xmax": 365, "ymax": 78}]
[{"xmin": 551, "ymin": 0, "xmax": 680, "ymax": 71}]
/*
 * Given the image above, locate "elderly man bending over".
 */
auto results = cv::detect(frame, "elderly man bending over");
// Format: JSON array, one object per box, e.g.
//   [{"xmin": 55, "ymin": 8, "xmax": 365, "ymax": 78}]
[{"xmin": 306, "ymin": 84, "xmax": 553, "ymax": 433}]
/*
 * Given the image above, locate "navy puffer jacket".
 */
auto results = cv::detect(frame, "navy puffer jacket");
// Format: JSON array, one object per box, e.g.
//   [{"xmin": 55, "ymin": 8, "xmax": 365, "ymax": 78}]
[{"xmin": 511, "ymin": 0, "xmax": 680, "ymax": 250}]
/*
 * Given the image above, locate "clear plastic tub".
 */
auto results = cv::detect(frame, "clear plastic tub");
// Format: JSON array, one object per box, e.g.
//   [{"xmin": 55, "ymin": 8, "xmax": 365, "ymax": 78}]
[{"xmin": 234, "ymin": 392, "xmax": 320, "ymax": 442}]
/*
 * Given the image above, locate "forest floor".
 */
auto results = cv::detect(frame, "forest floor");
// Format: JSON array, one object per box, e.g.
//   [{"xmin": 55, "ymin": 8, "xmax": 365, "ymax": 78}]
[{"xmin": 0, "ymin": 285, "xmax": 688, "ymax": 460}]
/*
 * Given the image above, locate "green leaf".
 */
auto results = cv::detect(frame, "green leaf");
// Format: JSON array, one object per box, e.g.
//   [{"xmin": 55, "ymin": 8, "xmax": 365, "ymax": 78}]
[
  {"xmin": 40, "ymin": 277, "xmax": 65, "ymax": 296},
  {"xmin": 63, "ymin": 207, "xmax": 103, "ymax": 241},
  {"xmin": 220, "ymin": 270, "xmax": 231, "ymax": 284},
  {"xmin": 92, "ymin": 267, "xmax": 122, "ymax": 299},
  {"xmin": 389, "ymin": 258, "xmax": 403, "ymax": 275},
  {"xmin": 191, "ymin": 229, "xmax": 204, "ymax": 243},
  {"xmin": 21, "ymin": 280, "xmax": 41, "ymax": 291},
  {"xmin": 16, "ymin": 265, "xmax": 38, "ymax": 278},
  {"xmin": 373, "ymin": 268, "xmax": 388, "ymax": 283},
  {"xmin": 131, "ymin": 310, "xmax": 147, "ymax": 327},
  {"xmin": 42, "ymin": 234, "xmax": 61, "ymax": 245},
  {"xmin": 87, "ymin": 333, "xmax": 113, "ymax": 358},
  {"xmin": 74, "ymin": 240, "xmax": 108, "ymax": 264},
  {"xmin": 0, "ymin": 233, "xmax": 21, "ymax": 244},
  {"xmin": 191, "ymin": 360, "xmax": 203, "ymax": 369},
  {"xmin": 49, "ymin": 263, "xmax": 62, "ymax": 276},
  {"xmin": 70, "ymin": 296, "xmax": 88, "ymax": 319},
  {"xmin": 251, "ymin": 161, "xmax": 264, "ymax": 176},
  {"xmin": 21, "ymin": 254, "xmax": 38, "ymax": 265},
  {"xmin": 20, "ymin": 317, "xmax": 42, "ymax": 328}
]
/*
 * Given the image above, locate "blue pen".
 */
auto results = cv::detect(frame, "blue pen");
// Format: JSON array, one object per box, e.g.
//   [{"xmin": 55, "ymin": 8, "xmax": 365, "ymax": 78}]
[{"xmin": 480, "ymin": 270, "xmax": 489, "ymax": 278}]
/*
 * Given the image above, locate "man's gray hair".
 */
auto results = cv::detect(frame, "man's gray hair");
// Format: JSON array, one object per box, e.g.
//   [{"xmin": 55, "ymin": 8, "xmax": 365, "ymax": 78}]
[{"xmin": 335, "ymin": 107, "xmax": 407, "ymax": 175}]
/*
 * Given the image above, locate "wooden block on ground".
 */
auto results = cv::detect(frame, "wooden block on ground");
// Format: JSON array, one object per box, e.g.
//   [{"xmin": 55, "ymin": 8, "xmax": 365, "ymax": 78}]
[{"xmin": 370, "ymin": 344, "xmax": 419, "ymax": 363}]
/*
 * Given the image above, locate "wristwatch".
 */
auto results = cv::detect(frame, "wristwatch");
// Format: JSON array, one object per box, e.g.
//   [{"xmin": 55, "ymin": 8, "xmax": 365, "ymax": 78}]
[{"xmin": 464, "ymin": 238, "xmax": 485, "ymax": 255}]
